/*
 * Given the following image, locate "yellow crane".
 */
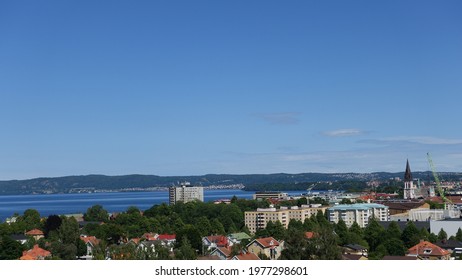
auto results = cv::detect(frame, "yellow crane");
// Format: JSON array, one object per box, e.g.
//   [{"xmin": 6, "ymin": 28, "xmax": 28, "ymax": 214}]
[{"xmin": 427, "ymin": 152, "xmax": 452, "ymax": 208}]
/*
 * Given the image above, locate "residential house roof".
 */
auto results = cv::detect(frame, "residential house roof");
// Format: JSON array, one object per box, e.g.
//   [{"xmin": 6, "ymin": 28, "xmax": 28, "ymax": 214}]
[
  {"xmin": 232, "ymin": 252, "xmax": 260, "ymax": 260},
  {"xmin": 10, "ymin": 234, "xmax": 28, "ymax": 242},
  {"xmin": 212, "ymin": 246, "xmax": 232, "ymax": 259},
  {"xmin": 204, "ymin": 235, "xmax": 229, "ymax": 247},
  {"xmin": 80, "ymin": 236, "xmax": 100, "ymax": 246},
  {"xmin": 20, "ymin": 244, "xmax": 51, "ymax": 260},
  {"xmin": 305, "ymin": 232, "xmax": 316, "ymax": 239},
  {"xmin": 381, "ymin": 201, "xmax": 427, "ymax": 211},
  {"xmin": 197, "ymin": 255, "xmax": 221, "ymax": 260},
  {"xmin": 142, "ymin": 232, "xmax": 158, "ymax": 241},
  {"xmin": 435, "ymin": 239, "xmax": 462, "ymax": 251},
  {"xmin": 251, "ymin": 237, "xmax": 280, "ymax": 249},
  {"xmin": 344, "ymin": 244, "xmax": 367, "ymax": 251},
  {"xmin": 228, "ymin": 232, "xmax": 251, "ymax": 241},
  {"xmin": 407, "ymin": 241, "xmax": 450, "ymax": 257},
  {"xmin": 25, "ymin": 229, "xmax": 44, "ymax": 236},
  {"xmin": 157, "ymin": 234, "xmax": 176, "ymax": 241}
]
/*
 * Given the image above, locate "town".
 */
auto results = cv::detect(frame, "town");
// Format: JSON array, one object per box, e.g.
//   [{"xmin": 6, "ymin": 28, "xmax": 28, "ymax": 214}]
[{"xmin": 1, "ymin": 160, "xmax": 462, "ymax": 261}]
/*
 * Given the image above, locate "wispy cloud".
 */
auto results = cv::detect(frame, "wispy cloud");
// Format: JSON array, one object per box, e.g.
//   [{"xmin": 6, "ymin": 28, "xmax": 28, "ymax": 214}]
[
  {"xmin": 322, "ymin": 128, "xmax": 366, "ymax": 137},
  {"xmin": 254, "ymin": 112, "xmax": 301, "ymax": 125},
  {"xmin": 362, "ymin": 136, "xmax": 462, "ymax": 145}
]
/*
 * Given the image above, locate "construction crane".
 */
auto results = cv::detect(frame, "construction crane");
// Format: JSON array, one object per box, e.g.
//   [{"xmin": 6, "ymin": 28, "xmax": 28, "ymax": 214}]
[{"xmin": 427, "ymin": 152, "xmax": 452, "ymax": 208}]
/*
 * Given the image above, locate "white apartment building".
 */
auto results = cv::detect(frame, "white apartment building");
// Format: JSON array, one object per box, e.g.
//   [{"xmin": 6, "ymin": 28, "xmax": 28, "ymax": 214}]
[
  {"xmin": 244, "ymin": 204, "xmax": 328, "ymax": 234},
  {"xmin": 328, "ymin": 203, "xmax": 389, "ymax": 228},
  {"xmin": 168, "ymin": 182, "xmax": 204, "ymax": 205}
]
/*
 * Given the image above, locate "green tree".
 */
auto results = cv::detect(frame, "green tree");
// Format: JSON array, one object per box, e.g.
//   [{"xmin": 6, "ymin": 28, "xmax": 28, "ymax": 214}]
[
  {"xmin": 401, "ymin": 221, "xmax": 420, "ymax": 248},
  {"xmin": 58, "ymin": 217, "xmax": 80, "ymax": 244},
  {"xmin": 266, "ymin": 221, "xmax": 286, "ymax": 240},
  {"xmin": 385, "ymin": 221, "xmax": 402, "ymax": 240},
  {"xmin": 0, "ymin": 236, "xmax": 25, "ymax": 260},
  {"xmin": 19, "ymin": 209, "xmax": 41, "ymax": 231},
  {"xmin": 174, "ymin": 237, "xmax": 197, "ymax": 260},
  {"xmin": 195, "ymin": 217, "xmax": 212, "ymax": 237},
  {"xmin": 456, "ymin": 228, "xmax": 462, "ymax": 242},
  {"xmin": 383, "ymin": 238, "xmax": 406, "ymax": 256},
  {"xmin": 43, "ymin": 215, "xmax": 62, "ymax": 238},
  {"xmin": 364, "ymin": 219, "xmax": 384, "ymax": 252},
  {"xmin": 84, "ymin": 205, "xmax": 109, "ymax": 222},
  {"xmin": 280, "ymin": 228, "xmax": 308, "ymax": 260},
  {"xmin": 175, "ymin": 224, "xmax": 202, "ymax": 254},
  {"xmin": 438, "ymin": 228, "xmax": 448, "ymax": 240},
  {"xmin": 334, "ymin": 219, "xmax": 348, "ymax": 245}
]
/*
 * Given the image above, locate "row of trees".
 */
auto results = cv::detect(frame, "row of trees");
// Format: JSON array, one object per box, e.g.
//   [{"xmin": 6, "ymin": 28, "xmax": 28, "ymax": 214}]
[{"xmin": 2, "ymin": 197, "xmax": 462, "ymax": 260}]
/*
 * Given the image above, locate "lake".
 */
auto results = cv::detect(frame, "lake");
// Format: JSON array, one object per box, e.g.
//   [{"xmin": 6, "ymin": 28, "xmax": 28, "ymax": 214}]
[{"xmin": 0, "ymin": 190, "xmax": 305, "ymax": 222}]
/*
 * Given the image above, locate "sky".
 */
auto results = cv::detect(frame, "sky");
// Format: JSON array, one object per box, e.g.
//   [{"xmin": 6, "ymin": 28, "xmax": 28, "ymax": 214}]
[{"xmin": 1, "ymin": 1, "xmax": 461, "ymax": 180}]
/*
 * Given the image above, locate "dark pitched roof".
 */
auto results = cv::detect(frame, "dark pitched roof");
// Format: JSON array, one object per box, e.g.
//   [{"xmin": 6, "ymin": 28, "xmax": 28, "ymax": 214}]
[
  {"xmin": 342, "ymin": 254, "xmax": 366, "ymax": 260},
  {"xmin": 381, "ymin": 201, "xmax": 426, "ymax": 211},
  {"xmin": 344, "ymin": 244, "xmax": 367, "ymax": 251},
  {"xmin": 435, "ymin": 239, "xmax": 462, "ymax": 250},
  {"xmin": 405, "ymin": 159, "xmax": 412, "ymax": 181},
  {"xmin": 10, "ymin": 234, "xmax": 27, "ymax": 241}
]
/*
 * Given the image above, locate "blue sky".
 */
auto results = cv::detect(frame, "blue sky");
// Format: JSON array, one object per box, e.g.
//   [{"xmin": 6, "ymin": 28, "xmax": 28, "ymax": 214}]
[{"xmin": 1, "ymin": 1, "xmax": 461, "ymax": 180}]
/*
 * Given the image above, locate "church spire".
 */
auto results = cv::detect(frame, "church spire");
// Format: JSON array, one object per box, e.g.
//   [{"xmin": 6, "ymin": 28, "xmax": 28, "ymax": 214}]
[{"xmin": 404, "ymin": 159, "xmax": 413, "ymax": 181}]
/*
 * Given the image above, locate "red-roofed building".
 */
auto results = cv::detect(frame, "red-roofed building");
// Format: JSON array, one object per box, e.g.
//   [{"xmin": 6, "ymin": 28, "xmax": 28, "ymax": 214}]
[
  {"xmin": 246, "ymin": 237, "xmax": 284, "ymax": 260},
  {"xmin": 407, "ymin": 240, "xmax": 451, "ymax": 260},
  {"xmin": 231, "ymin": 252, "xmax": 260, "ymax": 260},
  {"xmin": 203, "ymin": 235, "xmax": 229, "ymax": 251},
  {"xmin": 157, "ymin": 234, "xmax": 176, "ymax": 247},
  {"xmin": 20, "ymin": 244, "xmax": 51, "ymax": 260},
  {"xmin": 79, "ymin": 235, "xmax": 101, "ymax": 260},
  {"xmin": 142, "ymin": 232, "xmax": 158, "ymax": 241},
  {"xmin": 305, "ymin": 232, "xmax": 316, "ymax": 239},
  {"xmin": 210, "ymin": 246, "xmax": 233, "ymax": 260},
  {"xmin": 25, "ymin": 229, "xmax": 44, "ymax": 241}
]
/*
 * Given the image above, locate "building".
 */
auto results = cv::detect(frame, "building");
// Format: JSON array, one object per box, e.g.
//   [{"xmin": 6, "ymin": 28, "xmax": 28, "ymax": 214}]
[
  {"xmin": 168, "ymin": 182, "xmax": 203, "ymax": 205},
  {"xmin": 328, "ymin": 203, "xmax": 389, "ymax": 228},
  {"xmin": 20, "ymin": 244, "xmax": 51, "ymax": 260},
  {"xmin": 25, "ymin": 229, "xmax": 45, "ymax": 241},
  {"xmin": 246, "ymin": 237, "xmax": 284, "ymax": 260},
  {"xmin": 253, "ymin": 192, "xmax": 287, "ymax": 200},
  {"xmin": 430, "ymin": 219, "xmax": 462, "ymax": 237},
  {"xmin": 406, "ymin": 240, "xmax": 451, "ymax": 260},
  {"xmin": 244, "ymin": 204, "xmax": 328, "ymax": 234},
  {"xmin": 403, "ymin": 159, "xmax": 417, "ymax": 199}
]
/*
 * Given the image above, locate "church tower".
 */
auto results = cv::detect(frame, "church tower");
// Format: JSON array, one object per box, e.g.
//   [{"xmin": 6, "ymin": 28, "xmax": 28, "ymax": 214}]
[{"xmin": 403, "ymin": 159, "xmax": 416, "ymax": 199}]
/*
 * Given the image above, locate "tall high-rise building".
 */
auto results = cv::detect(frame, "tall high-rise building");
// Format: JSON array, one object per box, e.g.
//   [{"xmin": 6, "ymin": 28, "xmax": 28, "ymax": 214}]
[
  {"xmin": 168, "ymin": 182, "xmax": 204, "ymax": 205},
  {"xmin": 403, "ymin": 159, "xmax": 417, "ymax": 199}
]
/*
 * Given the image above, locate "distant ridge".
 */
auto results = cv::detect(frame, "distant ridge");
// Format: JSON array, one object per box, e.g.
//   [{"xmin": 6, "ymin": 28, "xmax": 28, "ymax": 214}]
[{"xmin": 1, "ymin": 172, "xmax": 461, "ymax": 195}]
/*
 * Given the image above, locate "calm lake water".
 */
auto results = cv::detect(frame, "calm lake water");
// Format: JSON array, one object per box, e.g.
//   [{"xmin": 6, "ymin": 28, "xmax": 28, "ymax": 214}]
[{"xmin": 0, "ymin": 190, "xmax": 305, "ymax": 222}]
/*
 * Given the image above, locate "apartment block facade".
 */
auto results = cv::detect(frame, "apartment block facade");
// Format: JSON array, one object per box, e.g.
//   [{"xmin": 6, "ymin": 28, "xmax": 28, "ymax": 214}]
[
  {"xmin": 168, "ymin": 182, "xmax": 204, "ymax": 205},
  {"xmin": 328, "ymin": 203, "xmax": 389, "ymax": 228},
  {"xmin": 244, "ymin": 205, "xmax": 328, "ymax": 234}
]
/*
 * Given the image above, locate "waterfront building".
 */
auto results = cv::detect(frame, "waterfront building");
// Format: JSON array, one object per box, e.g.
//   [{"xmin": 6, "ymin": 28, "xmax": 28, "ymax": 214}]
[
  {"xmin": 168, "ymin": 182, "xmax": 203, "ymax": 205},
  {"xmin": 244, "ymin": 204, "xmax": 328, "ymax": 234},
  {"xmin": 253, "ymin": 191, "xmax": 287, "ymax": 200},
  {"xmin": 328, "ymin": 203, "xmax": 389, "ymax": 228}
]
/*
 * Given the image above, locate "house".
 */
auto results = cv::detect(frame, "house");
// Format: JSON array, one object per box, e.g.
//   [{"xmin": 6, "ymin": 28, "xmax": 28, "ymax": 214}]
[
  {"xmin": 406, "ymin": 240, "xmax": 451, "ymax": 260},
  {"xmin": 304, "ymin": 232, "xmax": 316, "ymax": 239},
  {"xmin": 25, "ymin": 229, "xmax": 44, "ymax": 241},
  {"xmin": 138, "ymin": 240, "xmax": 157, "ymax": 255},
  {"xmin": 435, "ymin": 239, "xmax": 462, "ymax": 257},
  {"xmin": 202, "ymin": 235, "xmax": 229, "ymax": 251},
  {"xmin": 10, "ymin": 234, "xmax": 28, "ymax": 245},
  {"xmin": 342, "ymin": 244, "xmax": 368, "ymax": 257},
  {"xmin": 210, "ymin": 246, "xmax": 232, "ymax": 260},
  {"xmin": 142, "ymin": 232, "xmax": 158, "ymax": 241},
  {"xmin": 227, "ymin": 232, "xmax": 251, "ymax": 245},
  {"xmin": 20, "ymin": 244, "xmax": 51, "ymax": 260},
  {"xmin": 157, "ymin": 234, "xmax": 176, "ymax": 248},
  {"xmin": 231, "ymin": 252, "xmax": 260, "ymax": 260},
  {"xmin": 80, "ymin": 235, "xmax": 101, "ymax": 259},
  {"xmin": 246, "ymin": 237, "xmax": 284, "ymax": 260}
]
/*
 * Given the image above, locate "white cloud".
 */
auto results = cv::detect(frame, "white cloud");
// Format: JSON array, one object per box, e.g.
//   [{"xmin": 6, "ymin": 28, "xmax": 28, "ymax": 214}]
[{"xmin": 322, "ymin": 128, "xmax": 365, "ymax": 137}]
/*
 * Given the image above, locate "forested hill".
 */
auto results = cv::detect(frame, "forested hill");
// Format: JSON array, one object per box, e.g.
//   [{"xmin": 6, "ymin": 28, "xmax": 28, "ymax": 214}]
[{"xmin": 0, "ymin": 171, "xmax": 461, "ymax": 195}]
